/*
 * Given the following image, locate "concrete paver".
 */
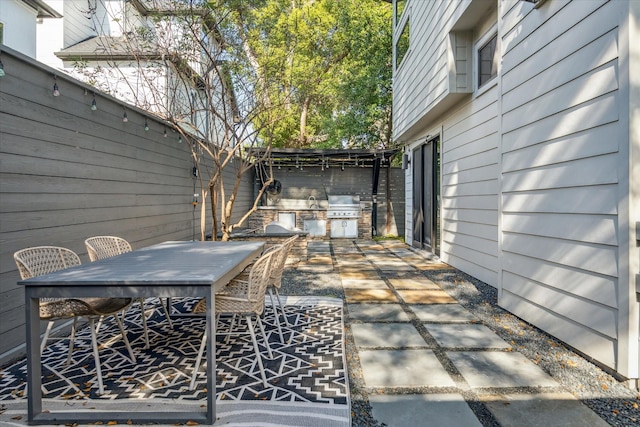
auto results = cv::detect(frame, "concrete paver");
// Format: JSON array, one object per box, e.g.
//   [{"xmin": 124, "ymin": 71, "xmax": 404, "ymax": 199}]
[
  {"xmin": 344, "ymin": 289, "xmax": 399, "ymax": 303},
  {"xmin": 341, "ymin": 278, "xmax": 389, "ymax": 289},
  {"xmin": 388, "ymin": 277, "xmax": 440, "ymax": 289},
  {"xmin": 346, "ymin": 303, "xmax": 411, "ymax": 321},
  {"xmin": 351, "ymin": 323, "xmax": 427, "ymax": 348},
  {"xmin": 396, "ymin": 289, "xmax": 457, "ymax": 304},
  {"xmin": 369, "ymin": 393, "xmax": 483, "ymax": 427},
  {"xmin": 425, "ymin": 324, "xmax": 511, "ymax": 349},
  {"xmin": 359, "ymin": 349, "xmax": 455, "ymax": 387},
  {"xmin": 448, "ymin": 351, "xmax": 559, "ymax": 388},
  {"xmin": 339, "ymin": 270, "xmax": 380, "ymax": 280},
  {"xmin": 482, "ymin": 392, "xmax": 611, "ymax": 427},
  {"xmin": 411, "ymin": 303, "xmax": 479, "ymax": 322}
]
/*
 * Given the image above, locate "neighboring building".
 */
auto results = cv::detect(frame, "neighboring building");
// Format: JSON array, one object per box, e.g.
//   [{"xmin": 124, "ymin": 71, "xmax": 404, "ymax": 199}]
[
  {"xmin": 393, "ymin": 0, "xmax": 639, "ymax": 386},
  {"xmin": 0, "ymin": 0, "xmax": 61, "ymax": 57},
  {"xmin": 35, "ymin": 0, "xmax": 226, "ymax": 139}
]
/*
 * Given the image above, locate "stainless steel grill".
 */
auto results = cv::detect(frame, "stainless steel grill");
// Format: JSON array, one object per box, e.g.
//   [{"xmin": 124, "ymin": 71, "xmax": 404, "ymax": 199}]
[{"xmin": 327, "ymin": 195, "xmax": 361, "ymax": 219}]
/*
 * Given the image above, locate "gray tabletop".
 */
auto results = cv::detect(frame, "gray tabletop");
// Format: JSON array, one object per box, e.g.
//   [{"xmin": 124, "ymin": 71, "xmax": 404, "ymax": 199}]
[{"xmin": 20, "ymin": 240, "xmax": 265, "ymax": 286}]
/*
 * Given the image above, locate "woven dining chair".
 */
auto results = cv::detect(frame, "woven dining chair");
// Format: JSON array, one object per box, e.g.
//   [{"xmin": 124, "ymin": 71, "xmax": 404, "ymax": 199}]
[
  {"xmin": 266, "ymin": 235, "xmax": 298, "ymax": 331},
  {"xmin": 189, "ymin": 248, "xmax": 277, "ymax": 390},
  {"xmin": 223, "ymin": 238, "xmax": 296, "ymax": 343},
  {"xmin": 14, "ymin": 246, "xmax": 135, "ymax": 394},
  {"xmin": 84, "ymin": 236, "xmax": 173, "ymax": 349}
]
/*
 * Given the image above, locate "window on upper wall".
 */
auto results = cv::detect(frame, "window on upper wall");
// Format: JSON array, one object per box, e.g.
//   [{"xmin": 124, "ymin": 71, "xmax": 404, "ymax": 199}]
[
  {"xmin": 476, "ymin": 28, "xmax": 498, "ymax": 90},
  {"xmin": 395, "ymin": 19, "xmax": 409, "ymax": 69}
]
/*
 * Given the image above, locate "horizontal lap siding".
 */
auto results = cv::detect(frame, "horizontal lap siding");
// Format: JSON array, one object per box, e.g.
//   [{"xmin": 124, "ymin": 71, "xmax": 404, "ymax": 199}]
[
  {"xmin": 393, "ymin": 1, "xmax": 459, "ymax": 139},
  {"xmin": 500, "ymin": 0, "xmax": 620, "ymax": 368},
  {"xmin": 442, "ymin": 88, "xmax": 500, "ymax": 286}
]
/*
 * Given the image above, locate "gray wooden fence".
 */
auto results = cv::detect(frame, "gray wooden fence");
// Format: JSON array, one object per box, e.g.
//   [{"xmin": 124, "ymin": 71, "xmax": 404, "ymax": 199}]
[{"xmin": 0, "ymin": 47, "xmax": 252, "ymax": 364}]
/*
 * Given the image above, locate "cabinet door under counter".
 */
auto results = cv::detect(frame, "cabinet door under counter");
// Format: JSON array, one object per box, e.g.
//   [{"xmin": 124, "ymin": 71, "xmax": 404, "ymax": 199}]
[
  {"xmin": 303, "ymin": 219, "xmax": 327, "ymax": 236},
  {"xmin": 330, "ymin": 219, "xmax": 358, "ymax": 238}
]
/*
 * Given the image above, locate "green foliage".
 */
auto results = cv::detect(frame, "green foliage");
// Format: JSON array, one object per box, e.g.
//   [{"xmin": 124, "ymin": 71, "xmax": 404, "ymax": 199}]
[{"xmin": 226, "ymin": 0, "xmax": 392, "ymax": 149}]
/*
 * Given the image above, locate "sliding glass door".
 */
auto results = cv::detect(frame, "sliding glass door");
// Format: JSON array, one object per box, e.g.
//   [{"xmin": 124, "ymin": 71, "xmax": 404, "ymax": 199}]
[{"xmin": 411, "ymin": 137, "xmax": 440, "ymax": 255}]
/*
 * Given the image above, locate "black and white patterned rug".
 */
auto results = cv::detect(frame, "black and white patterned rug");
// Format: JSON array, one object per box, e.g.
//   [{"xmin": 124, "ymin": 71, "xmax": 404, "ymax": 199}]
[{"xmin": 0, "ymin": 296, "xmax": 349, "ymax": 426}]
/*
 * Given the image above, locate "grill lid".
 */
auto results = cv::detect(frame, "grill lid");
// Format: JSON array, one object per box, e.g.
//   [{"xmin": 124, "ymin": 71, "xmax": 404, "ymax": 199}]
[
  {"xmin": 327, "ymin": 195, "xmax": 361, "ymax": 218},
  {"xmin": 328, "ymin": 195, "xmax": 360, "ymax": 206}
]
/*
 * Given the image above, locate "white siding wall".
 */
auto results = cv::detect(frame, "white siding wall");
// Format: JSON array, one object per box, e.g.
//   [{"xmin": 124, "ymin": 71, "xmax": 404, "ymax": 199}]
[
  {"xmin": 441, "ymin": 87, "xmax": 499, "ymax": 286},
  {"xmin": 37, "ymin": 1, "xmax": 64, "ymax": 68},
  {"xmin": 0, "ymin": 0, "xmax": 37, "ymax": 57},
  {"xmin": 499, "ymin": 0, "xmax": 624, "ymax": 369},
  {"xmin": 62, "ymin": 0, "xmax": 98, "ymax": 48},
  {"xmin": 396, "ymin": 0, "xmax": 639, "ymax": 378},
  {"xmin": 395, "ymin": 0, "xmax": 500, "ymax": 287},
  {"xmin": 393, "ymin": 0, "xmax": 461, "ymax": 140}
]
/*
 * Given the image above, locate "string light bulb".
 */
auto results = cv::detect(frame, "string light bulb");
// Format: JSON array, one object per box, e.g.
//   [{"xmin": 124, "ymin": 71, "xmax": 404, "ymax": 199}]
[
  {"xmin": 122, "ymin": 109, "xmax": 128, "ymax": 122},
  {"xmin": 163, "ymin": 128, "xmax": 168, "ymax": 138},
  {"xmin": 91, "ymin": 94, "xmax": 97, "ymax": 111},
  {"xmin": 52, "ymin": 75, "xmax": 60, "ymax": 97},
  {"xmin": 0, "ymin": 59, "xmax": 5, "ymax": 77},
  {"xmin": 144, "ymin": 119, "xmax": 149, "ymax": 131},
  {"xmin": 178, "ymin": 135, "xmax": 182, "ymax": 143}
]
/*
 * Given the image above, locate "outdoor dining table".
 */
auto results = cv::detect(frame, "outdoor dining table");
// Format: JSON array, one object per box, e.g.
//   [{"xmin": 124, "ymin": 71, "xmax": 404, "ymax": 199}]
[{"xmin": 19, "ymin": 240, "xmax": 265, "ymax": 425}]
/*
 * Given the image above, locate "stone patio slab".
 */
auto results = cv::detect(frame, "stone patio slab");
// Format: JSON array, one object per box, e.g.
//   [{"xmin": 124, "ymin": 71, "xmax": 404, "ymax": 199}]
[
  {"xmin": 296, "ymin": 263, "xmax": 333, "ymax": 273},
  {"xmin": 388, "ymin": 277, "xmax": 440, "ymax": 290},
  {"xmin": 351, "ymin": 323, "xmax": 427, "ymax": 348},
  {"xmin": 340, "ymin": 270, "xmax": 380, "ymax": 280},
  {"xmin": 341, "ymin": 278, "xmax": 389, "ymax": 289},
  {"xmin": 365, "ymin": 259, "xmax": 414, "ymax": 271},
  {"xmin": 359, "ymin": 349, "xmax": 455, "ymax": 387},
  {"xmin": 347, "ymin": 304, "xmax": 410, "ymax": 321},
  {"xmin": 447, "ymin": 351, "xmax": 558, "ymax": 388},
  {"xmin": 369, "ymin": 394, "xmax": 483, "ymax": 427},
  {"xmin": 426, "ymin": 324, "xmax": 511, "ymax": 349},
  {"xmin": 305, "ymin": 255, "xmax": 333, "ymax": 265},
  {"xmin": 482, "ymin": 392, "xmax": 610, "ymax": 427},
  {"xmin": 396, "ymin": 289, "xmax": 457, "ymax": 304},
  {"xmin": 414, "ymin": 263, "xmax": 456, "ymax": 271},
  {"xmin": 411, "ymin": 304, "xmax": 478, "ymax": 322},
  {"xmin": 345, "ymin": 289, "xmax": 398, "ymax": 303}
]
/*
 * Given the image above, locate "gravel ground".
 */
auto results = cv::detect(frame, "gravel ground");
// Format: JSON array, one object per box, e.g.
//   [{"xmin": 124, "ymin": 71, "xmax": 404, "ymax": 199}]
[{"xmin": 280, "ymin": 246, "xmax": 640, "ymax": 427}]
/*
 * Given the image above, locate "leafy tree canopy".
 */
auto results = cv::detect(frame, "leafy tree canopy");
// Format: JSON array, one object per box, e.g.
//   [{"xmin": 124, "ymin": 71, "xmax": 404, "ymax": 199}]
[{"xmin": 218, "ymin": 0, "xmax": 392, "ymax": 149}]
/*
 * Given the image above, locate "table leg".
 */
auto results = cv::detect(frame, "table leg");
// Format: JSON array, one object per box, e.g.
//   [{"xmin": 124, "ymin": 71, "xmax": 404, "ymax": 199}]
[
  {"xmin": 206, "ymin": 293, "xmax": 215, "ymax": 424},
  {"xmin": 25, "ymin": 291, "xmax": 42, "ymax": 422}
]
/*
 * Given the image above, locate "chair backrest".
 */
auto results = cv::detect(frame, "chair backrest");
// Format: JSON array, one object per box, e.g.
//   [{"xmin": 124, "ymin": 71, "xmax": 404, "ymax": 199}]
[
  {"xmin": 282, "ymin": 234, "xmax": 298, "ymax": 257},
  {"xmin": 14, "ymin": 246, "xmax": 81, "ymax": 280},
  {"xmin": 269, "ymin": 235, "xmax": 298, "ymax": 287},
  {"xmin": 247, "ymin": 249, "xmax": 277, "ymax": 307},
  {"xmin": 85, "ymin": 236, "xmax": 132, "ymax": 261},
  {"xmin": 267, "ymin": 244, "xmax": 288, "ymax": 286}
]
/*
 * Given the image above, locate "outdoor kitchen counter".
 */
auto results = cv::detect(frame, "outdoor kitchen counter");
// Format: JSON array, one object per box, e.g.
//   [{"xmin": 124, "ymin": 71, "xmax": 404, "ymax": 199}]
[{"xmin": 250, "ymin": 199, "xmax": 373, "ymax": 240}]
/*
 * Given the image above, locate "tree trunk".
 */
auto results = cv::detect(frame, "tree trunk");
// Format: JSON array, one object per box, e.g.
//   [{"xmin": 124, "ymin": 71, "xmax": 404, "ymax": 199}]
[
  {"xmin": 299, "ymin": 96, "xmax": 311, "ymax": 146},
  {"xmin": 210, "ymin": 182, "xmax": 218, "ymax": 241}
]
